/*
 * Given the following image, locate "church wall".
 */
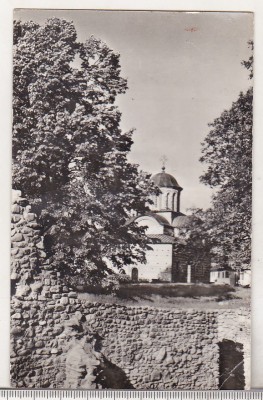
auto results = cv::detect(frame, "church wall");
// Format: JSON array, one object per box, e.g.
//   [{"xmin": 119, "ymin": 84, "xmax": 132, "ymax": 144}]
[
  {"xmin": 124, "ymin": 244, "xmax": 173, "ymax": 282},
  {"xmin": 156, "ymin": 211, "xmax": 173, "ymax": 225},
  {"xmin": 136, "ymin": 217, "xmax": 164, "ymax": 235}
]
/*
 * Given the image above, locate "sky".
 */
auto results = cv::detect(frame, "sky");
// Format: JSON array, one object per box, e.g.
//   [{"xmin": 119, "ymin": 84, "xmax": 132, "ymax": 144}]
[{"xmin": 15, "ymin": 9, "xmax": 253, "ymax": 213}]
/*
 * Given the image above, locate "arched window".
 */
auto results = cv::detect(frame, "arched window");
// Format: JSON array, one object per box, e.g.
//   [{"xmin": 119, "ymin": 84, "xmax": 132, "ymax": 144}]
[
  {"xmin": 172, "ymin": 192, "xmax": 176, "ymax": 211},
  {"xmin": 166, "ymin": 193, "xmax": 170, "ymax": 209},
  {"xmin": 158, "ymin": 194, "xmax": 163, "ymax": 210}
]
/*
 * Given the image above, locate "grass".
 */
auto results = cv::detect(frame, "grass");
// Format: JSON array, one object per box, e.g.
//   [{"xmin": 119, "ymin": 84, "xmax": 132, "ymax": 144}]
[
  {"xmin": 78, "ymin": 283, "xmax": 250, "ymax": 310},
  {"xmin": 116, "ymin": 283, "xmax": 234, "ymax": 299}
]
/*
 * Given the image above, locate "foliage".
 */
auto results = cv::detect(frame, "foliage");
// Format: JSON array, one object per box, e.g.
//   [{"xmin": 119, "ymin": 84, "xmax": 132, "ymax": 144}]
[
  {"xmin": 199, "ymin": 45, "xmax": 253, "ymax": 269},
  {"xmin": 173, "ymin": 209, "xmax": 213, "ymax": 270},
  {"xmin": 13, "ymin": 18, "xmax": 155, "ymax": 286},
  {"xmin": 241, "ymin": 40, "xmax": 253, "ymax": 80}
]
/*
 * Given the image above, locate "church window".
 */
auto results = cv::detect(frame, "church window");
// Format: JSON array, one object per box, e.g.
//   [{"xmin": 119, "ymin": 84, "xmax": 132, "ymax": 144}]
[
  {"xmin": 172, "ymin": 192, "xmax": 176, "ymax": 211},
  {"xmin": 166, "ymin": 193, "xmax": 170, "ymax": 209}
]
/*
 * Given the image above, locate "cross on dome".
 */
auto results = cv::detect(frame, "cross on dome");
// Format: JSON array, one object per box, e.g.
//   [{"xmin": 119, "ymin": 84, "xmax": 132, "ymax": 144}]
[{"xmin": 160, "ymin": 155, "xmax": 168, "ymax": 172}]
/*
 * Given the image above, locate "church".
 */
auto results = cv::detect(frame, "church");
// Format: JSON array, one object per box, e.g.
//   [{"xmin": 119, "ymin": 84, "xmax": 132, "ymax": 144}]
[{"xmin": 124, "ymin": 167, "xmax": 211, "ymax": 283}]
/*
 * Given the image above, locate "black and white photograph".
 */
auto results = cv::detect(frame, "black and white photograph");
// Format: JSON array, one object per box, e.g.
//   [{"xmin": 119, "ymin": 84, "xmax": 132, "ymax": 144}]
[{"xmin": 10, "ymin": 9, "xmax": 253, "ymax": 390}]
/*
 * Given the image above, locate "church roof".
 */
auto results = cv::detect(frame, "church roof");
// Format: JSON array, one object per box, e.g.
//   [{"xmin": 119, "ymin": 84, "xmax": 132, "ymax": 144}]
[
  {"xmin": 126, "ymin": 212, "xmax": 171, "ymax": 227},
  {"xmin": 152, "ymin": 168, "xmax": 182, "ymax": 190},
  {"xmin": 172, "ymin": 215, "xmax": 193, "ymax": 228},
  {"xmin": 210, "ymin": 265, "xmax": 234, "ymax": 272},
  {"xmin": 146, "ymin": 212, "xmax": 171, "ymax": 226}
]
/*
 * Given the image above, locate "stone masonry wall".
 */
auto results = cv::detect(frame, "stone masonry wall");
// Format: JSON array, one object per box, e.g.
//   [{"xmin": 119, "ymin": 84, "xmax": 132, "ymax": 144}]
[
  {"xmin": 10, "ymin": 190, "xmax": 72, "ymax": 388},
  {"xmin": 218, "ymin": 309, "xmax": 251, "ymax": 389},
  {"xmin": 79, "ymin": 304, "xmax": 219, "ymax": 389},
  {"xmin": 10, "ymin": 191, "xmax": 250, "ymax": 389},
  {"xmin": 11, "ymin": 298, "xmax": 219, "ymax": 389}
]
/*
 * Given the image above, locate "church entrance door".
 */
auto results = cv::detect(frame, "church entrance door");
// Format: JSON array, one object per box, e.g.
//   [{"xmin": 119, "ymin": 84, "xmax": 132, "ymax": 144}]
[{"xmin": 131, "ymin": 268, "xmax": 138, "ymax": 282}]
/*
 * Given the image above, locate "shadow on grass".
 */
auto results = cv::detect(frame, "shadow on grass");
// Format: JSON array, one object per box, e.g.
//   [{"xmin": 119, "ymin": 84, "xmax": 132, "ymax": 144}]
[
  {"xmin": 115, "ymin": 283, "xmax": 235, "ymax": 300},
  {"xmin": 215, "ymin": 292, "xmax": 240, "ymax": 302},
  {"xmin": 76, "ymin": 282, "xmax": 235, "ymax": 302}
]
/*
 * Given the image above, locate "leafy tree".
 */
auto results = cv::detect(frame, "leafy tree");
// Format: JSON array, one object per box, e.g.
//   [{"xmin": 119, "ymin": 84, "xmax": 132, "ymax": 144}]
[
  {"xmin": 13, "ymin": 18, "xmax": 155, "ymax": 288},
  {"xmin": 173, "ymin": 209, "xmax": 213, "ymax": 279},
  {"xmin": 199, "ymin": 45, "xmax": 253, "ymax": 269}
]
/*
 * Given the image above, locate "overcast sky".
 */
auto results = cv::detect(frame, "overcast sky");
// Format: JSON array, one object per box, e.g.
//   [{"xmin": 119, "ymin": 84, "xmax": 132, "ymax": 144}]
[{"xmin": 15, "ymin": 9, "xmax": 253, "ymax": 213}]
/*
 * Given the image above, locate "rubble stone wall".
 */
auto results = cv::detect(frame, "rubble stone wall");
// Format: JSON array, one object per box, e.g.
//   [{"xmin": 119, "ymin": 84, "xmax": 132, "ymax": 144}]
[
  {"xmin": 80, "ymin": 303, "xmax": 219, "ymax": 389},
  {"xmin": 11, "ymin": 298, "xmax": 219, "ymax": 389},
  {"xmin": 218, "ymin": 309, "xmax": 251, "ymax": 389}
]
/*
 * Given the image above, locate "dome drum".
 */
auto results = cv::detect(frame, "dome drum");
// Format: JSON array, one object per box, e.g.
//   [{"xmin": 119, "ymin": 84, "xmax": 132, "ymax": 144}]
[{"xmin": 150, "ymin": 169, "xmax": 182, "ymax": 213}]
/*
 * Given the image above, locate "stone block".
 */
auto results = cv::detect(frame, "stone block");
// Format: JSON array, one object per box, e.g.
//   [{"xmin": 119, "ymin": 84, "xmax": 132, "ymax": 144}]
[
  {"xmin": 155, "ymin": 347, "xmax": 167, "ymax": 362},
  {"xmin": 36, "ymin": 241, "xmax": 44, "ymax": 249},
  {"xmin": 23, "ymin": 212, "xmax": 36, "ymax": 222},
  {"xmin": 38, "ymin": 250, "xmax": 47, "ymax": 258},
  {"xmin": 36, "ymin": 349, "xmax": 50, "ymax": 355},
  {"xmin": 12, "ymin": 204, "xmax": 22, "ymax": 214},
  {"xmin": 68, "ymin": 292, "xmax": 77, "ymax": 298},
  {"xmin": 11, "ymin": 326, "xmax": 23, "ymax": 335},
  {"xmin": 50, "ymin": 286, "xmax": 60, "ymax": 294},
  {"xmin": 35, "ymin": 341, "xmax": 44, "ymax": 348},
  {"xmin": 27, "ymin": 222, "xmax": 39, "ymax": 229},
  {"xmin": 60, "ymin": 297, "xmax": 69, "ymax": 305},
  {"xmin": 11, "ymin": 233, "xmax": 24, "ymax": 243},
  {"xmin": 12, "ymin": 313, "xmax": 22, "ymax": 320},
  {"xmin": 12, "ymin": 215, "xmax": 22, "ymax": 223},
  {"xmin": 17, "ymin": 349, "xmax": 31, "ymax": 356},
  {"xmin": 151, "ymin": 370, "xmax": 162, "ymax": 381}
]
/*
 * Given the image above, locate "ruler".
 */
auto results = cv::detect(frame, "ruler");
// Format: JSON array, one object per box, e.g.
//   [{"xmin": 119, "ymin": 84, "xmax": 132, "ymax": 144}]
[{"xmin": 0, "ymin": 391, "xmax": 263, "ymax": 400}]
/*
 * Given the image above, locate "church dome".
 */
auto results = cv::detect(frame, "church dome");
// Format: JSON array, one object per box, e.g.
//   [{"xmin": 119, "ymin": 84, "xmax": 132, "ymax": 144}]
[{"xmin": 152, "ymin": 168, "xmax": 182, "ymax": 190}]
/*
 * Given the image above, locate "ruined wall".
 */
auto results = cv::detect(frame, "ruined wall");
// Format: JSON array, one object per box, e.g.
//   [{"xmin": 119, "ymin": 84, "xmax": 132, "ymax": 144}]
[
  {"xmin": 80, "ymin": 304, "xmax": 219, "ymax": 389},
  {"xmin": 10, "ymin": 191, "xmax": 250, "ymax": 390},
  {"xmin": 11, "ymin": 299, "xmax": 219, "ymax": 389},
  {"xmin": 10, "ymin": 190, "xmax": 72, "ymax": 388},
  {"xmin": 218, "ymin": 309, "xmax": 251, "ymax": 390}
]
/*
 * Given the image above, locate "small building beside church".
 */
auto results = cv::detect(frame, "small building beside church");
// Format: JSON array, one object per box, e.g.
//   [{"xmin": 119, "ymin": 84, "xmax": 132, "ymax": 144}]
[
  {"xmin": 210, "ymin": 265, "xmax": 237, "ymax": 286},
  {"xmin": 124, "ymin": 167, "xmax": 211, "ymax": 283}
]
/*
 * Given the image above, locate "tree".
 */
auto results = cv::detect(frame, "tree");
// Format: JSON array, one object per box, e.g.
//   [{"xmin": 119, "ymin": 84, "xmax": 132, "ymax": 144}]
[
  {"xmin": 13, "ymin": 18, "xmax": 155, "ymax": 288},
  {"xmin": 199, "ymin": 45, "xmax": 253, "ymax": 269},
  {"xmin": 173, "ymin": 209, "xmax": 213, "ymax": 280}
]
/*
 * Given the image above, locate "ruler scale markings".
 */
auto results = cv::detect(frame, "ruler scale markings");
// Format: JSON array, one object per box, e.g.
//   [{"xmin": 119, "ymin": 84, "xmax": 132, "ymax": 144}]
[{"xmin": 2, "ymin": 391, "xmax": 263, "ymax": 400}]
